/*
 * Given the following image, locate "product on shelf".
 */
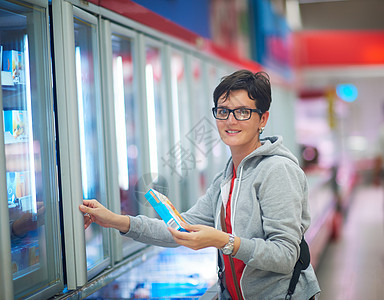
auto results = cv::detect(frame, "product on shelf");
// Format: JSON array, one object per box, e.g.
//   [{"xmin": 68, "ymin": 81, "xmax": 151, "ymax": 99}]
[
  {"xmin": 2, "ymin": 50, "xmax": 25, "ymax": 85},
  {"xmin": 6, "ymin": 171, "xmax": 31, "ymax": 209},
  {"xmin": 3, "ymin": 110, "xmax": 29, "ymax": 140},
  {"xmin": 6, "ymin": 171, "xmax": 16, "ymax": 207}
]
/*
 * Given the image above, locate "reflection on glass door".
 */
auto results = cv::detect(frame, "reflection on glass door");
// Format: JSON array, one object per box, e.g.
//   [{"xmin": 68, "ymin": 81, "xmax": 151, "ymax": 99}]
[
  {"xmin": 189, "ymin": 57, "xmax": 210, "ymax": 197},
  {"xmin": 206, "ymin": 63, "xmax": 227, "ymax": 180},
  {"xmin": 170, "ymin": 50, "xmax": 198, "ymax": 210},
  {"xmin": 144, "ymin": 42, "xmax": 172, "ymax": 198},
  {"xmin": 111, "ymin": 29, "xmax": 141, "ymax": 254},
  {"xmin": 1, "ymin": 1, "xmax": 63, "ymax": 299},
  {"xmin": 73, "ymin": 13, "xmax": 109, "ymax": 275}
]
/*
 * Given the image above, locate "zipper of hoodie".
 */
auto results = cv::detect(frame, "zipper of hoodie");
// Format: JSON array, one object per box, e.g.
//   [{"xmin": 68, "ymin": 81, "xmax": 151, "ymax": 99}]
[
  {"xmin": 231, "ymin": 165, "xmax": 243, "ymax": 236},
  {"xmin": 233, "ymin": 165, "xmax": 246, "ymax": 299}
]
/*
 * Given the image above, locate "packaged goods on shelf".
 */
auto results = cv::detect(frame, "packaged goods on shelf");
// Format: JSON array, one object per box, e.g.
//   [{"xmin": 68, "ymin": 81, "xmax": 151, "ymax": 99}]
[{"xmin": 2, "ymin": 50, "xmax": 25, "ymax": 84}]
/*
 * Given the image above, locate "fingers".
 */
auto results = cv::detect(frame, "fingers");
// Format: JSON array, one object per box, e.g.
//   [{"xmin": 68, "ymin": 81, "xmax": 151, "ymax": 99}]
[
  {"xmin": 80, "ymin": 199, "xmax": 100, "ymax": 229},
  {"xmin": 82, "ymin": 199, "xmax": 101, "ymax": 208},
  {"xmin": 37, "ymin": 205, "xmax": 46, "ymax": 216},
  {"xmin": 79, "ymin": 199, "xmax": 100, "ymax": 213},
  {"xmin": 168, "ymin": 227, "xmax": 190, "ymax": 239},
  {"xmin": 168, "ymin": 227, "xmax": 199, "ymax": 248},
  {"xmin": 79, "ymin": 204, "xmax": 90, "ymax": 214},
  {"xmin": 168, "ymin": 228, "xmax": 203, "ymax": 250},
  {"xmin": 180, "ymin": 222, "xmax": 199, "ymax": 232},
  {"xmin": 169, "ymin": 224, "xmax": 223, "ymax": 250},
  {"xmin": 169, "ymin": 222, "xmax": 204, "ymax": 239},
  {"xmin": 84, "ymin": 215, "xmax": 92, "ymax": 229}
]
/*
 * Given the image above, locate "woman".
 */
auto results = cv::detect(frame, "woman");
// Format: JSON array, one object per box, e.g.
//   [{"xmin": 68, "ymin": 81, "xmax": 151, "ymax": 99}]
[{"xmin": 80, "ymin": 70, "xmax": 321, "ymax": 299}]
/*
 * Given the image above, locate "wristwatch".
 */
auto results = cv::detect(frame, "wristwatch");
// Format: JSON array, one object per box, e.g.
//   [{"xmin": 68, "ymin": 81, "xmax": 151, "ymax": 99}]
[{"xmin": 221, "ymin": 233, "xmax": 235, "ymax": 255}]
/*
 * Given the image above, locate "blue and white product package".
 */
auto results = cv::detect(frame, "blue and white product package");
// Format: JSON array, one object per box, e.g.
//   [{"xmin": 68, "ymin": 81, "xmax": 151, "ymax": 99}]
[{"xmin": 145, "ymin": 189, "xmax": 188, "ymax": 232}]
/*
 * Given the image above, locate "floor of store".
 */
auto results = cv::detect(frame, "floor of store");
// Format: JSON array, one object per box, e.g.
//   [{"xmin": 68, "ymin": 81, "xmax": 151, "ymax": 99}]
[{"xmin": 316, "ymin": 184, "xmax": 384, "ymax": 300}]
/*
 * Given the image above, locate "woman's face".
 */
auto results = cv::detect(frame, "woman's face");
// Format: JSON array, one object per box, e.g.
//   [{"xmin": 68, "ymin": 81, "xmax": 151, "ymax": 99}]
[{"xmin": 215, "ymin": 89, "xmax": 269, "ymax": 155}]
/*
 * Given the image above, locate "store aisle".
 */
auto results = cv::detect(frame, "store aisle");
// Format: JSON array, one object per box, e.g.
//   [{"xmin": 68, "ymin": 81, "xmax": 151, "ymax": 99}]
[{"xmin": 315, "ymin": 185, "xmax": 384, "ymax": 300}]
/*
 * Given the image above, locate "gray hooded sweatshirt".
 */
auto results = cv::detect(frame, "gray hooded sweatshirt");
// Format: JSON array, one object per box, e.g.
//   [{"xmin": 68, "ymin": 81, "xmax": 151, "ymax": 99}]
[{"xmin": 123, "ymin": 136, "xmax": 321, "ymax": 299}]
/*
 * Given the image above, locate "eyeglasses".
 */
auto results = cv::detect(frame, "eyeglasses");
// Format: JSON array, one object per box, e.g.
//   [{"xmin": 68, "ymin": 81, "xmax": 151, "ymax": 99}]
[{"xmin": 212, "ymin": 107, "xmax": 263, "ymax": 121}]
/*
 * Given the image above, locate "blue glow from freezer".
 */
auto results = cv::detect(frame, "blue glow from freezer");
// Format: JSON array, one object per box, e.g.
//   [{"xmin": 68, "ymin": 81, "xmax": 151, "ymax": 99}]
[
  {"xmin": 145, "ymin": 63, "xmax": 159, "ymax": 176},
  {"xmin": 76, "ymin": 46, "xmax": 89, "ymax": 199},
  {"xmin": 24, "ymin": 34, "xmax": 37, "ymax": 215},
  {"xmin": 114, "ymin": 56, "xmax": 129, "ymax": 190}
]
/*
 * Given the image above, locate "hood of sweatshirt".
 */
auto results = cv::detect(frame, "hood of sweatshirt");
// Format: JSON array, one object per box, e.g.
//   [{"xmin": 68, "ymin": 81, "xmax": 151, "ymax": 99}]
[
  {"xmin": 217, "ymin": 135, "xmax": 303, "ymax": 235},
  {"xmin": 223, "ymin": 135, "xmax": 299, "ymax": 179}
]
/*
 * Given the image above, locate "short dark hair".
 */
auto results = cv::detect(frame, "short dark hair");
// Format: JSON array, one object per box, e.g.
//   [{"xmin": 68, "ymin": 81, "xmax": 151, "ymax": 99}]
[{"xmin": 213, "ymin": 70, "xmax": 272, "ymax": 113}]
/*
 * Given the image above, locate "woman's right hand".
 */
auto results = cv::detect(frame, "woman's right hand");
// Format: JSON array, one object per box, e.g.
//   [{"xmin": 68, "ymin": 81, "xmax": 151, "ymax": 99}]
[{"xmin": 79, "ymin": 199, "xmax": 130, "ymax": 233}]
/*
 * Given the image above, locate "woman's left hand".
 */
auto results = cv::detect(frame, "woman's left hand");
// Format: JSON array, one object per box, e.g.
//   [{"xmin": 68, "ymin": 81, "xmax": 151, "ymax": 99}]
[{"xmin": 168, "ymin": 222, "xmax": 228, "ymax": 250}]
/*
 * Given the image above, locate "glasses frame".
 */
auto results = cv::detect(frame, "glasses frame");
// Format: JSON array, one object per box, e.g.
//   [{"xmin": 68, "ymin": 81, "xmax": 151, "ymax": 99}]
[{"xmin": 212, "ymin": 107, "xmax": 263, "ymax": 121}]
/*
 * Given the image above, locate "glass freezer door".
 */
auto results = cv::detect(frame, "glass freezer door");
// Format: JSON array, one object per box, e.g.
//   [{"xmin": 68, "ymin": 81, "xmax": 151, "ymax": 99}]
[
  {"xmin": 0, "ymin": 1, "xmax": 63, "ymax": 299},
  {"xmin": 143, "ymin": 39, "xmax": 180, "ymax": 205},
  {"xmin": 73, "ymin": 9, "xmax": 109, "ymax": 277},
  {"xmin": 110, "ymin": 26, "xmax": 145, "ymax": 257},
  {"xmin": 205, "ymin": 63, "xmax": 228, "ymax": 182},
  {"xmin": 169, "ymin": 49, "xmax": 199, "ymax": 211},
  {"xmin": 188, "ymin": 57, "xmax": 213, "ymax": 198}
]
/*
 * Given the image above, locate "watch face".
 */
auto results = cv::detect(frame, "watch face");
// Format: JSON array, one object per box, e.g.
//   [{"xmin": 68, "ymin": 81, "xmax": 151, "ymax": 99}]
[
  {"xmin": 221, "ymin": 233, "xmax": 235, "ymax": 255},
  {"xmin": 222, "ymin": 244, "xmax": 234, "ymax": 255}
]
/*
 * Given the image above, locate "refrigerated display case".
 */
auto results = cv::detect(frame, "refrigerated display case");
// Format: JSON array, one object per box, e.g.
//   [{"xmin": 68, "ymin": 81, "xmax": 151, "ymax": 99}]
[
  {"xmin": 51, "ymin": 1, "xmax": 110, "ymax": 288},
  {"xmin": 73, "ymin": 7, "xmax": 110, "ymax": 278},
  {"xmin": 169, "ymin": 48, "xmax": 200, "ymax": 210},
  {"xmin": 0, "ymin": 0, "xmax": 63, "ymax": 299},
  {"xmin": 0, "ymin": 0, "xmax": 321, "ymax": 298},
  {"xmin": 100, "ymin": 20, "xmax": 149, "ymax": 261},
  {"xmin": 142, "ymin": 37, "xmax": 180, "ymax": 208},
  {"xmin": 203, "ymin": 63, "xmax": 230, "ymax": 183},
  {"xmin": 110, "ymin": 26, "xmax": 141, "ymax": 223},
  {"xmin": 187, "ymin": 56, "xmax": 210, "ymax": 198}
]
